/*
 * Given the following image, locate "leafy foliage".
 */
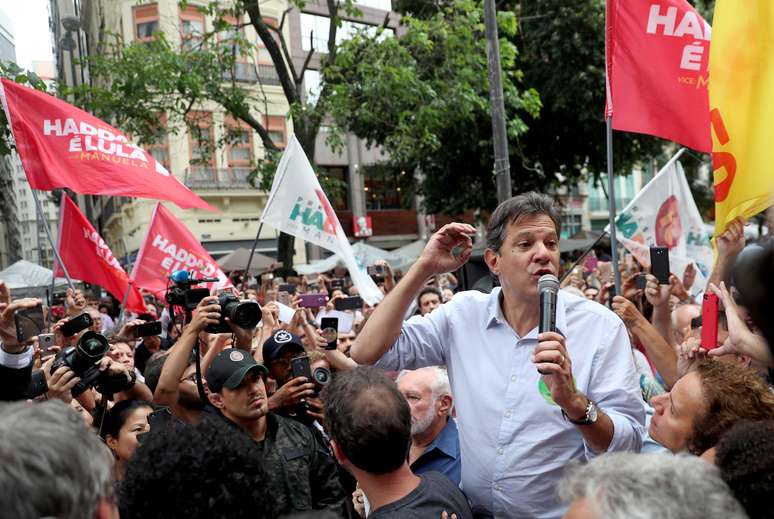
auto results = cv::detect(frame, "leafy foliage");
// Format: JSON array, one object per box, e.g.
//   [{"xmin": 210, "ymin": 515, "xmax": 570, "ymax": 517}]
[{"xmin": 326, "ymin": 0, "xmax": 541, "ymax": 215}]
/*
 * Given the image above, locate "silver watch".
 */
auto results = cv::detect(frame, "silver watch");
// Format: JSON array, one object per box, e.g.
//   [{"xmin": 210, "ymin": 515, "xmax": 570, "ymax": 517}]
[{"xmin": 563, "ymin": 399, "xmax": 599, "ymax": 426}]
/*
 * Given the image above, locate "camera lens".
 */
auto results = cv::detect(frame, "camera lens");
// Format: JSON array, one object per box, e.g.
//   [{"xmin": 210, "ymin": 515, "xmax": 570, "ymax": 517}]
[
  {"xmin": 313, "ymin": 367, "xmax": 331, "ymax": 386},
  {"xmin": 69, "ymin": 331, "xmax": 109, "ymax": 374},
  {"xmin": 230, "ymin": 300, "xmax": 261, "ymax": 329}
]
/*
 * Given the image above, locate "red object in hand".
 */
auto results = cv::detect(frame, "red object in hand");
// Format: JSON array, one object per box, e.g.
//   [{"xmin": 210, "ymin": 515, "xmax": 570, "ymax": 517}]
[{"xmin": 701, "ymin": 293, "xmax": 719, "ymax": 350}]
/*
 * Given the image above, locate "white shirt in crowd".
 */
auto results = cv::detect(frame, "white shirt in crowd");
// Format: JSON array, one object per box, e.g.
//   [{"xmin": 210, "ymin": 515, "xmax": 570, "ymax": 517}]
[{"xmin": 375, "ymin": 288, "xmax": 646, "ymax": 519}]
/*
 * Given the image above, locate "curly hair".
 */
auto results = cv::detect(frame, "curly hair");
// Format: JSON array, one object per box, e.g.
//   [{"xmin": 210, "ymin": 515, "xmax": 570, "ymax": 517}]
[
  {"xmin": 715, "ymin": 420, "xmax": 774, "ymax": 519},
  {"xmin": 118, "ymin": 416, "xmax": 275, "ymax": 519},
  {"xmin": 687, "ymin": 361, "xmax": 774, "ymax": 455},
  {"xmin": 322, "ymin": 366, "xmax": 411, "ymax": 474}
]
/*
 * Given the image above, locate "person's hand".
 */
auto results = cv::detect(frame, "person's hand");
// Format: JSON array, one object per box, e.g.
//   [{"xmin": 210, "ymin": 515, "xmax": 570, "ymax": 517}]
[
  {"xmin": 533, "ymin": 332, "xmax": 580, "ymax": 412},
  {"xmin": 716, "ymin": 217, "xmax": 746, "ymax": 257},
  {"xmin": 306, "ymin": 396, "xmax": 325, "ymax": 423},
  {"xmin": 65, "ymin": 288, "xmax": 86, "ymax": 316},
  {"xmin": 290, "ymin": 294, "xmax": 302, "ymax": 310},
  {"xmin": 644, "ymin": 274, "xmax": 670, "ymax": 308},
  {"xmin": 682, "ymin": 263, "xmax": 697, "ymax": 292},
  {"xmin": 416, "ymin": 223, "xmax": 475, "ymax": 276},
  {"xmin": 305, "ymin": 329, "xmax": 328, "ymax": 350},
  {"xmin": 352, "ymin": 487, "xmax": 366, "ymax": 517},
  {"xmin": 43, "ymin": 356, "xmax": 81, "ymax": 402},
  {"xmin": 676, "ymin": 334, "xmax": 707, "ymax": 378},
  {"xmin": 51, "ymin": 316, "xmax": 79, "ymax": 348},
  {"xmin": 611, "ymin": 295, "xmax": 644, "ymax": 328},
  {"xmin": 261, "ymin": 302, "xmax": 280, "ymax": 331},
  {"xmin": 441, "ymin": 513, "xmax": 459, "ymax": 519},
  {"xmin": 97, "ymin": 356, "xmax": 130, "ymax": 377},
  {"xmin": 669, "ymin": 274, "xmax": 691, "ymax": 302},
  {"xmin": 620, "ymin": 272, "xmax": 641, "ymax": 301},
  {"xmin": 598, "ymin": 282, "xmax": 613, "ymax": 305},
  {"xmin": 707, "ymin": 282, "xmax": 773, "ymax": 367},
  {"xmin": 0, "ymin": 293, "xmax": 42, "ymax": 353},
  {"xmin": 268, "ymin": 376, "xmax": 316, "ymax": 411},
  {"xmin": 187, "ymin": 296, "xmax": 221, "ymax": 333},
  {"xmin": 118, "ymin": 319, "xmax": 146, "ymax": 338},
  {"xmin": 326, "ymin": 294, "xmax": 344, "ymax": 311}
]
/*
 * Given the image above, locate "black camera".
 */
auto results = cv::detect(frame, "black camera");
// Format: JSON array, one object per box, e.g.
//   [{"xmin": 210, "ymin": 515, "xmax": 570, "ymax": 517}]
[
  {"xmin": 166, "ymin": 270, "xmax": 218, "ymax": 310},
  {"xmin": 50, "ymin": 331, "xmax": 110, "ymax": 396},
  {"xmin": 205, "ymin": 293, "xmax": 261, "ymax": 334}
]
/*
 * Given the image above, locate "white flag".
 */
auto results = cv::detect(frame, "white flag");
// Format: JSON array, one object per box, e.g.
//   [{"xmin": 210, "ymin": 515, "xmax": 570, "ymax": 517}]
[
  {"xmin": 260, "ymin": 135, "xmax": 384, "ymax": 305},
  {"xmin": 606, "ymin": 153, "xmax": 713, "ymax": 291}
]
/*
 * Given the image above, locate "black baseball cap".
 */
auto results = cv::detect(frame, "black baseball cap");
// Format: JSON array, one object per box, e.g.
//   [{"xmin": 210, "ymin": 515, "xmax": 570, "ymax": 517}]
[
  {"xmin": 262, "ymin": 330, "xmax": 305, "ymax": 364},
  {"xmin": 206, "ymin": 349, "xmax": 268, "ymax": 394}
]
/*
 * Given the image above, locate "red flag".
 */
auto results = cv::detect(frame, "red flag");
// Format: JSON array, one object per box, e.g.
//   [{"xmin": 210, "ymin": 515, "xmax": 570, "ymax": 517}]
[
  {"xmin": 606, "ymin": 0, "xmax": 712, "ymax": 152},
  {"xmin": 0, "ymin": 79, "xmax": 216, "ymax": 211},
  {"xmin": 131, "ymin": 203, "xmax": 231, "ymax": 295},
  {"xmin": 54, "ymin": 194, "xmax": 146, "ymax": 313}
]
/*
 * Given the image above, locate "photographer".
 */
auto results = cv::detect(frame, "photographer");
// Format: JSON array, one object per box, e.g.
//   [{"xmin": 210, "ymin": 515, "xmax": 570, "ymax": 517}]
[{"xmin": 0, "ymin": 280, "xmax": 42, "ymax": 401}]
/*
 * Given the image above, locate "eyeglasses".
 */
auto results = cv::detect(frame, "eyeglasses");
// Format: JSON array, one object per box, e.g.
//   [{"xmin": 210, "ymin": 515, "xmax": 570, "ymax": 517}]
[{"xmin": 180, "ymin": 373, "xmax": 198, "ymax": 384}]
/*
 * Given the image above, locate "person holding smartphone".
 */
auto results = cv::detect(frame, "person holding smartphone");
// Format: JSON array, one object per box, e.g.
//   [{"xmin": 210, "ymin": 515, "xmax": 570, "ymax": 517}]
[{"xmin": 352, "ymin": 193, "xmax": 645, "ymax": 519}]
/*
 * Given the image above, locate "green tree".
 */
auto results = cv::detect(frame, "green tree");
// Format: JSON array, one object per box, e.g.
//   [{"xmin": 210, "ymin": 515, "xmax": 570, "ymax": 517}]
[
  {"xmin": 326, "ymin": 0, "xmax": 541, "ymax": 216},
  {"xmin": 53, "ymin": 0, "xmax": 362, "ymax": 272}
]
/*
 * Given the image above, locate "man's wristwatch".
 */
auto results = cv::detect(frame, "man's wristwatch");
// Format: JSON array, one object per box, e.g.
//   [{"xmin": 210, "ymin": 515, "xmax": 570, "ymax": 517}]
[{"xmin": 562, "ymin": 399, "xmax": 599, "ymax": 426}]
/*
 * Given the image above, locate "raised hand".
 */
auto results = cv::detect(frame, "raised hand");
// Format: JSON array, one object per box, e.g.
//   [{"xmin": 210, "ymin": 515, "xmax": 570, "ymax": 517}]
[
  {"xmin": 644, "ymin": 274, "xmax": 671, "ymax": 308},
  {"xmin": 268, "ymin": 376, "xmax": 316, "ymax": 412},
  {"xmin": 716, "ymin": 217, "xmax": 746, "ymax": 257},
  {"xmin": 65, "ymin": 288, "xmax": 86, "ymax": 316},
  {"xmin": 611, "ymin": 295, "xmax": 644, "ymax": 328},
  {"xmin": 189, "ymin": 296, "xmax": 221, "ymax": 333},
  {"xmin": 416, "ymin": 223, "xmax": 476, "ymax": 276},
  {"xmin": 0, "ymin": 295, "xmax": 42, "ymax": 352}
]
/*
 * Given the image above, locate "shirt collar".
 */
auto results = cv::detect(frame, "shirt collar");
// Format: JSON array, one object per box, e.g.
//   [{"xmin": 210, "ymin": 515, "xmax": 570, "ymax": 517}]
[
  {"xmin": 424, "ymin": 418, "xmax": 460, "ymax": 460},
  {"xmin": 486, "ymin": 286, "xmax": 569, "ymax": 338}
]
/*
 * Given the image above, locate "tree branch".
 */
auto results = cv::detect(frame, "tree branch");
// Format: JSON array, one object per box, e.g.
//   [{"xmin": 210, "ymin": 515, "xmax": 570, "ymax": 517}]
[
  {"xmin": 267, "ymin": 24, "xmax": 300, "ymax": 85},
  {"xmin": 244, "ymin": 1, "xmax": 298, "ymax": 105},
  {"xmin": 236, "ymin": 110, "xmax": 280, "ymax": 152},
  {"xmin": 326, "ymin": 0, "xmax": 340, "ymax": 65}
]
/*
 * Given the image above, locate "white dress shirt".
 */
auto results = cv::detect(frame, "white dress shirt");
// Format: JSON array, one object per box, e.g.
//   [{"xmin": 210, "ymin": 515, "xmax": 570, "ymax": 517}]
[{"xmin": 375, "ymin": 287, "xmax": 646, "ymax": 519}]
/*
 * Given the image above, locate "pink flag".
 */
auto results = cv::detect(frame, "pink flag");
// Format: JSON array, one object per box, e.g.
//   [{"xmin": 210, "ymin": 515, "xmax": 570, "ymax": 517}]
[
  {"xmin": 54, "ymin": 194, "xmax": 146, "ymax": 313},
  {"xmin": 131, "ymin": 203, "xmax": 231, "ymax": 295},
  {"xmin": 0, "ymin": 79, "xmax": 216, "ymax": 211},
  {"xmin": 606, "ymin": 0, "xmax": 712, "ymax": 152}
]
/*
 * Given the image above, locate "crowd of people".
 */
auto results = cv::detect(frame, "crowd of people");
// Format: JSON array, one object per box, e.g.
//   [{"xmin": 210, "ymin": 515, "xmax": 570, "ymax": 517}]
[{"xmin": 1, "ymin": 192, "xmax": 773, "ymax": 518}]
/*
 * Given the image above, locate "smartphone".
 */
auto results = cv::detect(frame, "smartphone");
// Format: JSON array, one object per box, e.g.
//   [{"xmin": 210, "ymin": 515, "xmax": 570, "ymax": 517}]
[
  {"xmin": 134, "ymin": 320, "xmax": 162, "ymax": 338},
  {"xmin": 330, "ymin": 278, "xmax": 344, "ymax": 290},
  {"xmin": 367, "ymin": 265, "xmax": 385, "ymax": 276},
  {"xmin": 607, "ymin": 286, "xmax": 617, "ymax": 309},
  {"xmin": 335, "ymin": 296, "xmax": 363, "ymax": 311},
  {"xmin": 14, "ymin": 304, "xmax": 45, "ymax": 343},
  {"xmin": 278, "ymin": 284, "xmax": 297, "ymax": 295},
  {"xmin": 51, "ymin": 291, "xmax": 66, "ymax": 306},
  {"xmin": 291, "ymin": 355, "xmax": 313, "ymax": 380},
  {"xmin": 38, "ymin": 333, "xmax": 55, "ymax": 357},
  {"xmin": 278, "ymin": 291, "xmax": 292, "ymax": 306},
  {"xmin": 320, "ymin": 317, "xmax": 339, "ymax": 350},
  {"xmin": 635, "ymin": 273, "xmax": 647, "ymax": 290},
  {"xmin": 650, "ymin": 247, "xmax": 670, "ymax": 285},
  {"xmin": 701, "ymin": 293, "xmax": 719, "ymax": 350},
  {"xmin": 60, "ymin": 312, "xmax": 93, "ymax": 337},
  {"xmin": 298, "ymin": 293, "xmax": 327, "ymax": 308}
]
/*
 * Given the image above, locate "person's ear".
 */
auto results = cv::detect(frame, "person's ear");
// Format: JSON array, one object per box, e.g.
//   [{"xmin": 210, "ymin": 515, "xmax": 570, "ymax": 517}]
[
  {"xmin": 484, "ymin": 248, "xmax": 500, "ymax": 276},
  {"xmin": 437, "ymin": 394, "xmax": 453, "ymax": 417},
  {"xmin": 330, "ymin": 439, "xmax": 347, "ymax": 466},
  {"xmin": 208, "ymin": 392, "xmax": 224, "ymax": 410},
  {"xmin": 104, "ymin": 435, "xmax": 119, "ymax": 455}
]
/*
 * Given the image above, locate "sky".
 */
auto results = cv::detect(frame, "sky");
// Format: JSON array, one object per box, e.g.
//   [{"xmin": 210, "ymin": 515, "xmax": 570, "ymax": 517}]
[{"xmin": 2, "ymin": 0, "xmax": 54, "ymax": 70}]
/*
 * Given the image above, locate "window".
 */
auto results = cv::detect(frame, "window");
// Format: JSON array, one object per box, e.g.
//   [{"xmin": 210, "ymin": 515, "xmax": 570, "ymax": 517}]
[
  {"xmin": 304, "ymin": 70, "xmax": 322, "ymax": 105},
  {"xmin": 318, "ymin": 166, "xmax": 349, "ymax": 210},
  {"xmin": 187, "ymin": 112, "xmax": 215, "ymax": 166},
  {"xmin": 225, "ymin": 118, "xmax": 253, "ymax": 166},
  {"xmin": 364, "ymin": 164, "xmax": 411, "ymax": 210},
  {"xmin": 560, "ymin": 214, "xmax": 583, "ymax": 239},
  {"xmin": 133, "ymin": 4, "xmax": 159, "ymax": 42},
  {"xmin": 264, "ymin": 115, "xmax": 286, "ymax": 148},
  {"xmin": 146, "ymin": 114, "xmax": 170, "ymax": 170},
  {"xmin": 180, "ymin": 5, "xmax": 205, "ymax": 51}
]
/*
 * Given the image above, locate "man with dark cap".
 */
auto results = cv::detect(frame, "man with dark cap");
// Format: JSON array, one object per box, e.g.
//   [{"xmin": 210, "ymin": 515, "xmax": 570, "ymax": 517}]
[
  {"xmin": 263, "ymin": 330, "xmax": 321, "ymax": 421},
  {"xmin": 206, "ymin": 348, "xmax": 348, "ymax": 517}
]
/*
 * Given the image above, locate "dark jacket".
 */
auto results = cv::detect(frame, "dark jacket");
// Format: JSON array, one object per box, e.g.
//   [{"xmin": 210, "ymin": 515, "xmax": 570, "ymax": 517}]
[{"xmin": 218, "ymin": 411, "xmax": 348, "ymax": 517}]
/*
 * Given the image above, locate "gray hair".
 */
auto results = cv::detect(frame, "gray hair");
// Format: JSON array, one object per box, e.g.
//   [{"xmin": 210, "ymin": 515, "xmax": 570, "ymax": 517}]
[
  {"xmin": 559, "ymin": 453, "xmax": 748, "ymax": 519},
  {"xmin": 397, "ymin": 366, "xmax": 452, "ymax": 409},
  {"xmin": 0, "ymin": 401, "xmax": 115, "ymax": 519},
  {"xmin": 485, "ymin": 192, "xmax": 561, "ymax": 252}
]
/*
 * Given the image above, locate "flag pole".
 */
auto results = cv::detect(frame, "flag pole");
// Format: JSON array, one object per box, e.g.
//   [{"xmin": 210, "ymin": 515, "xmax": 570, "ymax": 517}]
[
  {"xmin": 241, "ymin": 221, "xmax": 264, "ymax": 293},
  {"xmin": 116, "ymin": 282, "xmax": 133, "ymax": 327},
  {"xmin": 31, "ymin": 188, "xmax": 75, "ymax": 291},
  {"xmin": 605, "ymin": 118, "xmax": 622, "ymax": 295}
]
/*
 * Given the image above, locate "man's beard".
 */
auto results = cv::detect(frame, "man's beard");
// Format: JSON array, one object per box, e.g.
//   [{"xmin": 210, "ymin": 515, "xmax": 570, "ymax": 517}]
[
  {"xmin": 411, "ymin": 405, "xmax": 436, "ymax": 436},
  {"xmin": 178, "ymin": 386, "xmax": 206, "ymax": 410}
]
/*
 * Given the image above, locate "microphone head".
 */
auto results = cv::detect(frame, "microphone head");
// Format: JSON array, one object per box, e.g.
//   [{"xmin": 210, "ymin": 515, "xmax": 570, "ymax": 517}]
[
  {"xmin": 170, "ymin": 270, "xmax": 190, "ymax": 283},
  {"xmin": 538, "ymin": 274, "xmax": 560, "ymax": 293}
]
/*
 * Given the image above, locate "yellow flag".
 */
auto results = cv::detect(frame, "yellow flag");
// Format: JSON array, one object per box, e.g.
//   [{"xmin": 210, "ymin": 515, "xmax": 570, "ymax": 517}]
[{"xmin": 709, "ymin": 1, "xmax": 774, "ymax": 237}]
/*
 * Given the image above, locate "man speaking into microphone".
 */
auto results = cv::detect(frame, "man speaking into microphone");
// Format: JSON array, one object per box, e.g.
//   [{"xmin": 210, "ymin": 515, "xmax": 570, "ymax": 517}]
[{"xmin": 352, "ymin": 193, "xmax": 644, "ymax": 519}]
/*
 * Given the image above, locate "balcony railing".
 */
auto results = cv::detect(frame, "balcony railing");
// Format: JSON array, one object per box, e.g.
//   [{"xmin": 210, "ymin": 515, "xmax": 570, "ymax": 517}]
[
  {"xmin": 222, "ymin": 62, "xmax": 258, "ymax": 83},
  {"xmin": 184, "ymin": 167, "xmax": 254, "ymax": 190},
  {"xmin": 257, "ymin": 64, "xmax": 282, "ymax": 86}
]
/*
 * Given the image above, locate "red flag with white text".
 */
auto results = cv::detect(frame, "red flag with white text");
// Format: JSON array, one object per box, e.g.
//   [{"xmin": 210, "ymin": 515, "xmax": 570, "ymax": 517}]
[
  {"xmin": 54, "ymin": 194, "xmax": 146, "ymax": 313},
  {"xmin": 0, "ymin": 79, "xmax": 216, "ymax": 211},
  {"xmin": 131, "ymin": 203, "xmax": 231, "ymax": 295},
  {"xmin": 606, "ymin": 0, "xmax": 712, "ymax": 152}
]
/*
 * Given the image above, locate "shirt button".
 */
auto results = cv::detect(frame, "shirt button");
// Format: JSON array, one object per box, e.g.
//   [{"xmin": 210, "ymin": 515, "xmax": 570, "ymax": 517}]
[
  {"xmin": 504, "ymin": 411, "xmax": 511, "ymax": 418},
  {"xmin": 497, "ymin": 448, "xmax": 504, "ymax": 455},
  {"xmin": 511, "ymin": 375, "xmax": 517, "ymax": 382}
]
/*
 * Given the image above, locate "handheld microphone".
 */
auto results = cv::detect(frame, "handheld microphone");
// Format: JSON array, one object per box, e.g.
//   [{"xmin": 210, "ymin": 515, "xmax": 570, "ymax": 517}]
[{"xmin": 538, "ymin": 274, "xmax": 559, "ymax": 334}]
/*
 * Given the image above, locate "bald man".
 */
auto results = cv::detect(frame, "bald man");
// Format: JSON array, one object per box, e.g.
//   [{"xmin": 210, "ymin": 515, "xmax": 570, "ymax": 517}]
[{"xmin": 397, "ymin": 366, "xmax": 461, "ymax": 485}]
